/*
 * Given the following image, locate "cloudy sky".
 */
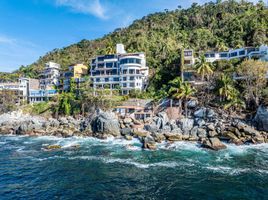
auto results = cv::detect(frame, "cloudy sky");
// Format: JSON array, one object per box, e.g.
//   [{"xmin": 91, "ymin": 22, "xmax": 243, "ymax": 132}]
[{"xmin": 0, "ymin": 0, "xmax": 261, "ymax": 72}]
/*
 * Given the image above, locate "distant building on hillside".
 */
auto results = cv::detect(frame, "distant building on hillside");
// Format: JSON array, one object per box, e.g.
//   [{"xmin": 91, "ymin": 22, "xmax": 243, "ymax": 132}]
[
  {"xmin": 59, "ymin": 63, "xmax": 88, "ymax": 92},
  {"xmin": 29, "ymin": 61, "xmax": 60, "ymax": 103},
  {"xmin": 40, "ymin": 61, "xmax": 60, "ymax": 90},
  {"xmin": 0, "ymin": 77, "xmax": 39, "ymax": 104},
  {"xmin": 181, "ymin": 49, "xmax": 196, "ymax": 82},
  {"xmin": 204, "ymin": 45, "xmax": 268, "ymax": 63},
  {"xmin": 90, "ymin": 44, "xmax": 149, "ymax": 95}
]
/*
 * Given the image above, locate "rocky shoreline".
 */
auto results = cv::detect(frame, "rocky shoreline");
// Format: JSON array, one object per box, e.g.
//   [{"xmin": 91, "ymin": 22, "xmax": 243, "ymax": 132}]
[{"xmin": 0, "ymin": 106, "xmax": 268, "ymax": 151}]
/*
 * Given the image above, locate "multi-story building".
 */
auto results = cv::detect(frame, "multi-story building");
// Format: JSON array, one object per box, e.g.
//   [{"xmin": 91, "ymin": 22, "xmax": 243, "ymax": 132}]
[
  {"xmin": 28, "ymin": 89, "xmax": 57, "ymax": 103},
  {"xmin": 181, "ymin": 49, "xmax": 196, "ymax": 82},
  {"xmin": 28, "ymin": 61, "xmax": 60, "ymax": 103},
  {"xmin": 204, "ymin": 45, "xmax": 268, "ymax": 63},
  {"xmin": 0, "ymin": 78, "xmax": 39, "ymax": 104},
  {"xmin": 59, "ymin": 64, "xmax": 88, "ymax": 92},
  {"xmin": 40, "ymin": 61, "xmax": 60, "ymax": 90},
  {"xmin": 90, "ymin": 44, "xmax": 149, "ymax": 95}
]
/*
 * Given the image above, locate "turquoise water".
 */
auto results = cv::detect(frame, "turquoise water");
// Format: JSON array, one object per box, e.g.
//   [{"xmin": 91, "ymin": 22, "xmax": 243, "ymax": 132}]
[{"xmin": 0, "ymin": 135, "xmax": 268, "ymax": 200}]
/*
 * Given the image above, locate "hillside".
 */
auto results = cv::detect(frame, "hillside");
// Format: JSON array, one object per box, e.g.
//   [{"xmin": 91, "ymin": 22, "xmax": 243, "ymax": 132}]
[{"xmin": 2, "ymin": 0, "xmax": 268, "ymax": 89}]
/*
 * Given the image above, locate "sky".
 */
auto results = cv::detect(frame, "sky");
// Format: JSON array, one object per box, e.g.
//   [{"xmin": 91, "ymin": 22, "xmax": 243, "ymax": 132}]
[{"xmin": 0, "ymin": 0, "xmax": 261, "ymax": 72}]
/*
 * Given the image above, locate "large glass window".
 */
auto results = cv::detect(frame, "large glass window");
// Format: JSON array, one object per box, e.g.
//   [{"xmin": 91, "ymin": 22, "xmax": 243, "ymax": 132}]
[
  {"xmin": 230, "ymin": 52, "xmax": 238, "ymax": 57},
  {"xmin": 184, "ymin": 51, "xmax": 192, "ymax": 56},
  {"xmin": 220, "ymin": 53, "xmax": 228, "ymax": 58},
  {"xmin": 129, "ymin": 76, "xmax": 135, "ymax": 80},
  {"xmin": 98, "ymin": 56, "xmax": 104, "ymax": 62},
  {"xmin": 106, "ymin": 62, "xmax": 113, "ymax": 68},
  {"xmin": 98, "ymin": 63, "xmax": 104, "ymax": 68},
  {"xmin": 129, "ymin": 83, "xmax": 135, "ymax": 87},
  {"xmin": 129, "ymin": 69, "xmax": 135, "ymax": 74},
  {"xmin": 120, "ymin": 58, "xmax": 141, "ymax": 65},
  {"xmin": 104, "ymin": 55, "xmax": 115, "ymax": 59},
  {"xmin": 239, "ymin": 50, "xmax": 245, "ymax": 56}
]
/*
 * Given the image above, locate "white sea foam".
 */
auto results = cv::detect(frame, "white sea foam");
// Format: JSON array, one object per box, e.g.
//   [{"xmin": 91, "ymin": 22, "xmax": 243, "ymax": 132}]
[
  {"xmin": 205, "ymin": 165, "xmax": 250, "ymax": 175},
  {"xmin": 158, "ymin": 141, "xmax": 203, "ymax": 152},
  {"xmin": 68, "ymin": 155, "xmax": 188, "ymax": 169}
]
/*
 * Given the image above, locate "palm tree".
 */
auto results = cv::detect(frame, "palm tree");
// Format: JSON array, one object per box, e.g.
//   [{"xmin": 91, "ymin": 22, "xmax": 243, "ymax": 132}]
[
  {"xmin": 195, "ymin": 55, "xmax": 213, "ymax": 82},
  {"xmin": 216, "ymin": 73, "xmax": 236, "ymax": 102},
  {"xmin": 171, "ymin": 81, "xmax": 196, "ymax": 118},
  {"xmin": 223, "ymin": 88, "xmax": 245, "ymax": 111},
  {"xmin": 168, "ymin": 77, "xmax": 183, "ymax": 107}
]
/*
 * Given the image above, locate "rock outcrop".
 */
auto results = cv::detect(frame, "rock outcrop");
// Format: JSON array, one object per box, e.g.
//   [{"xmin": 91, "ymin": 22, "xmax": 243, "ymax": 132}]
[{"xmin": 254, "ymin": 106, "xmax": 268, "ymax": 132}]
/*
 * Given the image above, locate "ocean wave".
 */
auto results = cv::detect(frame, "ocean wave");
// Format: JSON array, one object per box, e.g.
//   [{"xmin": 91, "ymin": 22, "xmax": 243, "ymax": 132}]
[
  {"xmin": 68, "ymin": 155, "xmax": 191, "ymax": 169},
  {"xmin": 205, "ymin": 165, "xmax": 250, "ymax": 175}
]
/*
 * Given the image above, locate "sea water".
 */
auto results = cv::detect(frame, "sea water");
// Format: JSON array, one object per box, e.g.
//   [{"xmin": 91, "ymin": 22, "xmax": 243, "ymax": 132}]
[{"xmin": 0, "ymin": 135, "xmax": 267, "ymax": 199}]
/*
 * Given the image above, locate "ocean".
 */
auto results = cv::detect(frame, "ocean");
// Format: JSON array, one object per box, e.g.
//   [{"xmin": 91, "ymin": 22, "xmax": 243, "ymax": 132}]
[{"xmin": 0, "ymin": 135, "xmax": 267, "ymax": 200}]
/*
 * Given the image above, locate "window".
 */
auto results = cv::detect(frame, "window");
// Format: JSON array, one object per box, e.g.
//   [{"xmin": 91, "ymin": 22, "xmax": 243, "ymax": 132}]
[
  {"xmin": 113, "ymin": 77, "xmax": 119, "ymax": 81},
  {"xmin": 123, "ymin": 77, "xmax": 127, "ymax": 81},
  {"xmin": 120, "ymin": 58, "xmax": 142, "ymax": 65},
  {"xmin": 136, "ymin": 70, "xmax": 140, "ymax": 74},
  {"xmin": 106, "ymin": 62, "xmax": 113, "ymax": 68},
  {"xmin": 98, "ymin": 56, "xmax": 104, "ymax": 62},
  {"xmin": 239, "ymin": 50, "xmax": 245, "ymax": 56},
  {"xmin": 129, "ymin": 76, "xmax": 135, "ymax": 81},
  {"xmin": 129, "ymin": 83, "xmax": 135, "ymax": 87},
  {"xmin": 123, "ymin": 83, "xmax": 127, "ymax": 87},
  {"xmin": 220, "ymin": 53, "xmax": 228, "ymax": 58},
  {"xmin": 184, "ymin": 60, "xmax": 191, "ymax": 64},
  {"xmin": 104, "ymin": 55, "xmax": 115, "ymax": 59},
  {"xmin": 129, "ymin": 69, "xmax": 135, "ymax": 74},
  {"xmin": 112, "ymin": 69, "xmax": 117, "ymax": 75},
  {"xmin": 96, "ymin": 78, "xmax": 100, "ymax": 82},
  {"xmin": 184, "ymin": 51, "xmax": 192, "ymax": 56},
  {"xmin": 98, "ymin": 63, "xmax": 104, "ymax": 68},
  {"xmin": 230, "ymin": 52, "xmax": 238, "ymax": 57},
  {"xmin": 123, "ymin": 69, "xmax": 127, "ymax": 74},
  {"xmin": 105, "ymin": 78, "xmax": 109, "ymax": 82}
]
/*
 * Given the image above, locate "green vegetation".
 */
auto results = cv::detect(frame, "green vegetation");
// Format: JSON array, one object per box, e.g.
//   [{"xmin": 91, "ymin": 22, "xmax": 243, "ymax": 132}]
[
  {"xmin": 2, "ymin": 0, "xmax": 266, "ymax": 88},
  {"xmin": 195, "ymin": 55, "xmax": 214, "ymax": 81}
]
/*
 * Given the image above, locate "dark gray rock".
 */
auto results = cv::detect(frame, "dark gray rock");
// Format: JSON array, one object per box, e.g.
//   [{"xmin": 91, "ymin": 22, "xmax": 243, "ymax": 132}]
[
  {"xmin": 197, "ymin": 128, "xmax": 207, "ymax": 138},
  {"xmin": 91, "ymin": 111, "xmax": 120, "ymax": 136},
  {"xmin": 178, "ymin": 118, "xmax": 194, "ymax": 133},
  {"xmin": 254, "ymin": 106, "xmax": 268, "ymax": 132},
  {"xmin": 202, "ymin": 137, "xmax": 227, "ymax": 151},
  {"xmin": 121, "ymin": 128, "xmax": 133, "ymax": 136}
]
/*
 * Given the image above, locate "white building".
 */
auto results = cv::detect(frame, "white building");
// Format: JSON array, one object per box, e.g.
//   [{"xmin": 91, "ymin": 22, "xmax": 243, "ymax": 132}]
[
  {"xmin": 0, "ymin": 78, "xmax": 39, "ymax": 104},
  {"xmin": 28, "ymin": 89, "xmax": 57, "ymax": 103},
  {"xmin": 204, "ymin": 45, "xmax": 268, "ymax": 63},
  {"xmin": 40, "ymin": 61, "xmax": 60, "ymax": 90},
  {"xmin": 90, "ymin": 44, "xmax": 149, "ymax": 95}
]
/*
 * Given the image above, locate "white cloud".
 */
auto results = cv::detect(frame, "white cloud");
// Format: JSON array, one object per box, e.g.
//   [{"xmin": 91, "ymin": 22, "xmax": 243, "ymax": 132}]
[
  {"xmin": 56, "ymin": 0, "xmax": 108, "ymax": 19},
  {"xmin": 0, "ymin": 35, "xmax": 16, "ymax": 45},
  {"xmin": 0, "ymin": 35, "xmax": 42, "ymax": 72}
]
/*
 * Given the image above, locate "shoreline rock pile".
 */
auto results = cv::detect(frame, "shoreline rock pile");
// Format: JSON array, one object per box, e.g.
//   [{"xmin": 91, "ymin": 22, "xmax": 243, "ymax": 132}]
[{"xmin": 0, "ymin": 106, "xmax": 267, "ymax": 151}]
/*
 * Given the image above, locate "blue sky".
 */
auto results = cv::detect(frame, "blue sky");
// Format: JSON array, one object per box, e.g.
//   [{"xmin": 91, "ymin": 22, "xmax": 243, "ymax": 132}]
[{"xmin": 0, "ymin": 0, "xmax": 260, "ymax": 72}]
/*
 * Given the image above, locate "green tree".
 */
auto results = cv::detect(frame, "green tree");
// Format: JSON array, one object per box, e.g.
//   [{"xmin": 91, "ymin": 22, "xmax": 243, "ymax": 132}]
[
  {"xmin": 195, "ymin": 55, "xmax": 213, "ymax": 81},
  {"xmin": 171, "ymin": 81, "xmax": 196, "ymax": 118}
]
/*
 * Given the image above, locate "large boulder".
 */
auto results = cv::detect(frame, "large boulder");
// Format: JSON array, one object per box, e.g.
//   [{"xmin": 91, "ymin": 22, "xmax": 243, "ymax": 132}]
[
  {"xmin": 178, "ymin": 118, "xmax": 194, "ymax": 133},
  {"xmin": 202, "ymin": 137, "xmax": 227, "ymax": 151},
  {"xmin": 197, "ymin": 128, "xmax": 207, "ymax": 138},
  {"xmin": 164, "ymin": 132, "xmax": 182, "ymax": 141},
  {"xmin": 254, "ymin": 106, "xmax": 268, "ymax": 132},
  {"xmin": 194, "ymin": 107, "xmax": 216, "ymax": 119},
  {"xmin": 143, "ymin": 136, "xmax": 157, "ymax": 150},
  {"xmin": 91, "ymin": 111, "xmax": 120, "ymax": 136}
]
